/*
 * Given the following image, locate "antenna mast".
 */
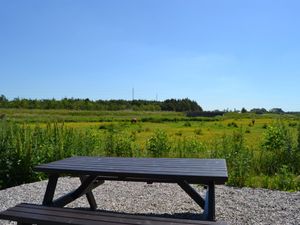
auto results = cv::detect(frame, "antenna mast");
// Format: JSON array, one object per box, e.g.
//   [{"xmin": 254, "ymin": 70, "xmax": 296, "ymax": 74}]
[{"xmin": 132, "ymin": 88, "xmax": 135, "ymax": 101}]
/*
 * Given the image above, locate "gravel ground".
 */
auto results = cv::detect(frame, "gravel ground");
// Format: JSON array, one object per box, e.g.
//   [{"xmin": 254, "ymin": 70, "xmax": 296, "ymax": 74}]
[{"xmin": 0, "ymin": 177, "xmax": 299, "ymax": 225}]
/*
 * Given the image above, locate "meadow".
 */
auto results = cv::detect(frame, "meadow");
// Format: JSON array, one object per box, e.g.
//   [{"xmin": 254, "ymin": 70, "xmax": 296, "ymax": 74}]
[{"xmin": 0, "ymin": 108, "xmax": 299, "ymax": 191}]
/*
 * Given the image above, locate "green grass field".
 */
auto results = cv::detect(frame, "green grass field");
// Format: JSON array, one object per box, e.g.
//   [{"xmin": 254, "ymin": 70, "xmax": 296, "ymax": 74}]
[
  {"xmin": 1, "ymin": 108, "xmax": 297, "ymax": 139},
  {"xmin": 2, "ymin": 108, "xmax": 297, "ymax": 148},
  {"xmin": 0, "ymin": 108, "xmax": 299, "ymax": 191}
]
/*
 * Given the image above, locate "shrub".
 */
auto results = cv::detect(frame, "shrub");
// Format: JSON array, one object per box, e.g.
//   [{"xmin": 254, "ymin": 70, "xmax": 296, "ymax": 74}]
[
  {"xmin": 175, "ymin": 130, "xmax": 183, "ymax": 136},
  {"xmin": 227, "ymin": 122, "xmax": 238, "ymax": 128},
  {"xmin": 146, "ymin": 130, "xmax": 170, "ymax": 157},
  {"xmin": 194, "ymin": 128, "xmax": 203, "ymax": 135},
  {"xmin": 297, "ymin": 123, "xmax": 300, "ymax": 153},
  {"xmin": 260, "ymin": 121, "xmax": 298, "ymax": 175},
  {"xmin": 273, "ymin": 165, "xmax": 300, "ymax": 191},
  {"xmin": 99, "ymin": 124, "xmax": 107, "ymax": 129},
  {"xmin": 103, "ymin": 127, "xmax": 134, "ymax": 157},
  {"xmin": 136, "ymin": 124, "xmax": 143, "ymax": 133},
  {"xmin": 210, "ymin": 130, "xmax": 253, "ymax": 187},
  {"xmin": 114, "ymin": 135, "xmax": 133, "ymax": 157},
  {"xmin": 183, "ymin": 121, "xmax": 192, "ymax": 127},
  {"xmin": 288, "ymin": 122, "xmax": 297, "ymax": 127},
  {"xmin": 174, "ymin": 137, "xmax": 206, "ymax": 158}
]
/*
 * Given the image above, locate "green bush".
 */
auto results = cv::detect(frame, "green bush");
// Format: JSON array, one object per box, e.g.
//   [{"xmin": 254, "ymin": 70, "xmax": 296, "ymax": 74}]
[
  {"xmin": 175, "ymin": 130, "xmax": 183, "ymax": 136},
  {"xmin": 173, "ymin": 137, "xmax": 206, "ymax": 158},
  {"xmin": 297, "ymin": 123, "xmax": 300, "ymax": 152},
  {"xmin": 227, "ymin": 122, "xmax": 238, "ymax": 128},
  {"xmin": 288, "ymin": 122, "xmax": 297, "ymax": 127},
  {"xmin": 194, "ymin": 128, "xmax": 203, "ymax": 135},
  {"xmin": 273, "ymin": 165, "xmax": 300, "ymax": 191},
  {"xmin": 183, "ymin": 121, "xmax": 192, "ymax": 127},
  {"xmin": 260, "ymin": 121, "xmax": 299, "ymax": 174},
  {"xmin": 114, "ymin": 135, "xmax": 133, "ymax": 157},
  {"xmin": 146, "ymin": 130, "xmax": 170, "ymax": 157},
  {"xmin": 210, "ymin": 130, "xmax": 253, "ymax": 187},
  {"xmin": 102, "ymin": 126, "xmax": 134, "ymax": 157}
]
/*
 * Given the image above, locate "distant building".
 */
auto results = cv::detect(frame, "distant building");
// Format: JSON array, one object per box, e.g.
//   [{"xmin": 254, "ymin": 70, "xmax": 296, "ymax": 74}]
[
  {"xmin": 269, "ymin": 108, "xmax": 285, "ymax": 114},
  {"xmin": 186, "ymin": 111, "xmax": 225, "ymax": 117},
  {"xmin": 250, "ymin": 108, "xmax": 267, "ymax": 114}
]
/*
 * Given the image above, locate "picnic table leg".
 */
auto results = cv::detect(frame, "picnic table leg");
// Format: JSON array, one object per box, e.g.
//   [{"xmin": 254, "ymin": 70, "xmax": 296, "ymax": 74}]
[
  {"xmin": 53, "ymin": 175, "xmax": 96, "ymax": 207},
  {"xmin": 42, "ymin": 174, "xmax": 59, "ymax": 206},
  {"xmin": 80, "ymin": 176, "xmax": 99, "ymax": 210},
  {"xmin": 50, "ymin": 175, "xmax": 103, "ymax": 208},
  {"xmin": 203, "ymin": 181, "xmax": 215, "ymax": 221},
  {"xmin": 177, "ymin": 180, "xmax": 205, "ymax": 209}
]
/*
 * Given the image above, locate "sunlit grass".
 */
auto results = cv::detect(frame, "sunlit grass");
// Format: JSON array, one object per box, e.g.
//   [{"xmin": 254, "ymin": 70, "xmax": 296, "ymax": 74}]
[{"xmin": 0, "ymin": 109, "xmax": 299, "ymax": 191}]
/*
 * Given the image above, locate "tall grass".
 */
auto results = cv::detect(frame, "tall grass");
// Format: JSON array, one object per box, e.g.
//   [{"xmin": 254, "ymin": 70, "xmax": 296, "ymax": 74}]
[
  {"xmin": 0, "ymin": 120, "xmax": 299, "ymax": 191},
  {"xmin": 208, "ymin": 123, "xmax": 299, "ymax": 190},
  {"xmin": 0, "ymin": 121, "xmax": 99, "ymax": 189},
  {"xmin": 102, "ymin": 125, "xmax": 135, "ymax": 157},
  {"xmin": 209, "ymin": 130, "xmax": 253, "ymax": 187}
]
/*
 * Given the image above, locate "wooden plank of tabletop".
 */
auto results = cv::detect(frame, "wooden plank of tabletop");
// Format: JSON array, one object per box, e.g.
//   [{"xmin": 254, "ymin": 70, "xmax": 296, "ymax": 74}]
[{"xmin": 34, "ymin": 157, "xmax": 228, "ymax": 184}]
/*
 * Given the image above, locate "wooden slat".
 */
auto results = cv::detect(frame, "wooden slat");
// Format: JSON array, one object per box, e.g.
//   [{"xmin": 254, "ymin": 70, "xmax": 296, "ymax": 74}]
[
  {"xmin": 44, "ymin": 157, "xmax": 226, "ymax": 168},
  {"xmin": 38, "ymin": 165, "xmax": 226, "ymax": 177},
  {"xmin": 34, "ymin": 157, "xmax": 228, "ymax": 184},
  {"xmin": 37, "ymin": 162, "xmax": 226, "ymax": 172},
  {"xmin": 36, "ymin": 157, "xmax": 227, "ymax": 170},
  {"xmin": 0, "ymin": 203, "xmax": 227, "ymax": 225}
]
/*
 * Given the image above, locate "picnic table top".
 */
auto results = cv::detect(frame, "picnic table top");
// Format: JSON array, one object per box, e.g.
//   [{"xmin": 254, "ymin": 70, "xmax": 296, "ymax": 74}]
[{"xmin": 34, "ymin": 156, "xmax": 228, "ymax": 184}]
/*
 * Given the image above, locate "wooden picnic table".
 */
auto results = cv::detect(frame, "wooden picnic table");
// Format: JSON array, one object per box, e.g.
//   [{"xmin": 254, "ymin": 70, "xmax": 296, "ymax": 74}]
[{"xmin": 34, "ymin": 156, "xmax": 228, "ymax": 221}]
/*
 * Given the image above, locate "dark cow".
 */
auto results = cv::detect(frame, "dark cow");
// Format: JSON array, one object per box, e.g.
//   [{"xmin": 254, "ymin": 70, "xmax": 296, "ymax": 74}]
[{"xmin": 131, "ymin": 118, "xmax": 137, "ymax": 124}]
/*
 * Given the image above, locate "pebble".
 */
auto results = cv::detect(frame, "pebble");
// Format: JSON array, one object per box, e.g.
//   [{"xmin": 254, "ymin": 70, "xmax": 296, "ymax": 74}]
[{"xmin": 0, "ymin": 177, "xmax": 299, "ymax": 225}]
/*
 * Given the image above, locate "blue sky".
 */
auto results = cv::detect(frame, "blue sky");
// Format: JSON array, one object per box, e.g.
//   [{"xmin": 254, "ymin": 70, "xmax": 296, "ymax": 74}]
[{"xmin": 0, "ymin": 0, "xmax": 299, "ymax": 111}]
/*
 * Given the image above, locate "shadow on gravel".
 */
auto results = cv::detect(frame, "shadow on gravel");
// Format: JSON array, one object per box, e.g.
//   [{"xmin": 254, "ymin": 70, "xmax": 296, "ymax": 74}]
[{"xmin": 73, "ymin": 207, "xmax": 204, "ymax": 220}]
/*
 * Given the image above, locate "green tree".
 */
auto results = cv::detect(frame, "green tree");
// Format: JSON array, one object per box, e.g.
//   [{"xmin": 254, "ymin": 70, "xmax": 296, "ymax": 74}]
[{"xmin": 241, "ymin": 107, "xmax": 247, "ymax": 113}]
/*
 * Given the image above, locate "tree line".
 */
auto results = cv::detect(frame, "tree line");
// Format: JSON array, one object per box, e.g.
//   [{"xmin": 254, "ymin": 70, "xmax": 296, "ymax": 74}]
[{"xmin": 0, "ymin": 95, "xmax": 202, "ymax": 112}]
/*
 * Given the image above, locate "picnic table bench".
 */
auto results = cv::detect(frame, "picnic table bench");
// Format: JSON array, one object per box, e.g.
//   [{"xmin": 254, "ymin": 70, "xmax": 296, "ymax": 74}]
[{"xmin": 0, "ymin": 156, "xmax": 228, "ymax": 225}]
